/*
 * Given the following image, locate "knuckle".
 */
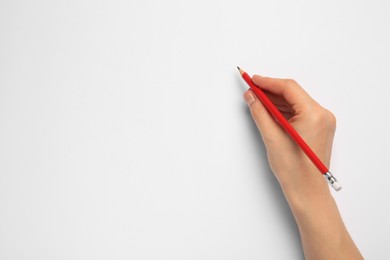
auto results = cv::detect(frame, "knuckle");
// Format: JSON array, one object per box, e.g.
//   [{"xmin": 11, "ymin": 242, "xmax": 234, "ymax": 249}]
[
  {"xmin": 251, "ymin": 105, "xmax": 263, "ymax": 119},
  {"xmin": 312, "ymin": 108, "xmax": 337, "ymax": 129},
  {"xmin": 250, "ymin": 104, "xmax": 267, "ymax": 121},
  {"xmin": 326, "ymin": 110, "xmax": 337, "ymax": 128},
  {"xmin": 284, "ymin": 78, "xmax": 297, "ymax": 87}
]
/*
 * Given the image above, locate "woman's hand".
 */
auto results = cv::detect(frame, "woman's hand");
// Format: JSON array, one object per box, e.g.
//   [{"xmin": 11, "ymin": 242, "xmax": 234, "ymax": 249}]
[
  {"xmin": 243, "ymin": 75, "xmax": 336, "ymax": 198},
  {"xmin": 243, "ymin": 75, "xmax": 363, "ymax": 260}
]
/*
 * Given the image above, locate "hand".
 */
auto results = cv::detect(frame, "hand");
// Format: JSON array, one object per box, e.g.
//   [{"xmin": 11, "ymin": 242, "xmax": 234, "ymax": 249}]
[
  {"xmin": 243, "ymin": 75, "xmax": 363, "ymax": 259},
  {"xmin": 243, "ymin": 75, "xmax": 336, "ymax": 198}
]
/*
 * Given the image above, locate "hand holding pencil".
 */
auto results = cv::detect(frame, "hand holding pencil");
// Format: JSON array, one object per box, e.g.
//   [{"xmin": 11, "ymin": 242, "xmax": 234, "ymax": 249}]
[
  {"xmin": 239, "ymin": 69, "xmax": 363, "ymax": 259},
  {"xmin": 239, "ymin": 68, "xmax": 340, "ymax": 195}
]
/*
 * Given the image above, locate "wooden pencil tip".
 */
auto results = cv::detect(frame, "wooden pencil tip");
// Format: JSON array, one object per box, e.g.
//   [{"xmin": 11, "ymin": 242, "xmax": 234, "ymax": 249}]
[{"xmin": 237, "ymin": 66, "xmax": 244, "ymax": 75}]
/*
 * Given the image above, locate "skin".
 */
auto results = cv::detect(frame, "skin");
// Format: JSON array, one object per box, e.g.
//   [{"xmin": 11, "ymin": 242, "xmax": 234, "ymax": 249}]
[{"xmin": 243, "ymin": 75, "xmax": 363, "ymax": 260}]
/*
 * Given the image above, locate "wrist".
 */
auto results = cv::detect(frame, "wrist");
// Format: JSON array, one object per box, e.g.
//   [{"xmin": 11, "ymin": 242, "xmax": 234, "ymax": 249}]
[
  {"xmin": 283, "ymin": 185, "xmax": 333, "ymax": 216},
  {"xmin": 276, "ymin": 170, "xmax": 332, "ymax": 212}
]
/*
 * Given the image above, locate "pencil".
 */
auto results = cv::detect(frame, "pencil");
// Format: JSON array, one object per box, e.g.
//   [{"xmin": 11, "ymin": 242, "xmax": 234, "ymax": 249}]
[{"xmin": 237, "ymin": 67, "xmax": 342, "ymax": 191}]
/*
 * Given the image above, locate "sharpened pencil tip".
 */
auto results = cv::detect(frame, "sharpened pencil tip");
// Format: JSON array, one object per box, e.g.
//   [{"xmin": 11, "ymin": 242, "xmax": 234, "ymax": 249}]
[{"xmin": 237, "ymin": 66, "xmax": 245, "ymax": 75}]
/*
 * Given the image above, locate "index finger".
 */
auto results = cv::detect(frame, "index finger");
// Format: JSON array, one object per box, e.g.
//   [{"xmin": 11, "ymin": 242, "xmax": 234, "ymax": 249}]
[{"xmin": 252, "ymin": 75, "xmax": 316, "ymax": 110}]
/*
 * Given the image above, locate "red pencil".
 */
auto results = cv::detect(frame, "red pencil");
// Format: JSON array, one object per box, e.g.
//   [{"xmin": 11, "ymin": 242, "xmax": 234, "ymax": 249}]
[{"xmin": 238, "ymin": 67, "xmax": 341, "ymax": 191}]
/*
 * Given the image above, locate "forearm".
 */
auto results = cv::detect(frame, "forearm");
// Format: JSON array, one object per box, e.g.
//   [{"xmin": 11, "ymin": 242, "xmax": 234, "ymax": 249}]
[{"xmin": 281, "ymin": 173, "xmax": 363, "ymax": 260}]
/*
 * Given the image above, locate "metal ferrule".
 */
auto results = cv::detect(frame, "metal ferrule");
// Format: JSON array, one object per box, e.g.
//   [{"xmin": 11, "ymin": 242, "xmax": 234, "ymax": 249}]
[
  {"xmin": 323, "ymin": 171, "xmax": 342, "ymax": 191},
  {"xmin": 324, "ymin": 172, "xmax": 337, "ymax": 184}
]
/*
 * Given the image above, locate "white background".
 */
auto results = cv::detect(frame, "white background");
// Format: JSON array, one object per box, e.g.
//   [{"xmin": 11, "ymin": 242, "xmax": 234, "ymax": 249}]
[{"xmin": 1, "ymin": 0, "xmax": 389, "ymax": 259}]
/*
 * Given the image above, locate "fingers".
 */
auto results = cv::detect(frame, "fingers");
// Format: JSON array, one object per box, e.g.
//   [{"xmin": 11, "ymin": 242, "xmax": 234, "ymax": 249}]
[
  {"xmin": 243, "ymin": 89, "xmax": 284, "ymax": 138},
  {"xmin": 263, "ymin": 90, "xmax": 294, "ymax": 113},
  {"xmin": 251, "ymin": 75, "xmax": 316, "ymax": 110}
]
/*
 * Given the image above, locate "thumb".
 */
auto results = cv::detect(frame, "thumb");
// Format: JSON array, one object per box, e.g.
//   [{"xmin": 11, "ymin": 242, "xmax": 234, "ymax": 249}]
[{"xmin": 243, "ymin": 89, "xmax": 284, "ymax": 139}]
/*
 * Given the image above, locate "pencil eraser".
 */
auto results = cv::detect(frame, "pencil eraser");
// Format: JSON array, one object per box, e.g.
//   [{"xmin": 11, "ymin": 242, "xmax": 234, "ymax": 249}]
[
  {"xmin": 331, "ymin": 181, "xmax": 342, "ymax": 191},
  {"xmin": 324, "ymin": 172, "xmax": 342, "ymax": 192}
]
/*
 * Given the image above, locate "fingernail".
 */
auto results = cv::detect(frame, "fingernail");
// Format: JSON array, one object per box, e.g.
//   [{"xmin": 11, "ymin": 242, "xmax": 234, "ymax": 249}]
[{"xmin": 245, "ymin": 92, "xmax": 255, "ymax": 106}]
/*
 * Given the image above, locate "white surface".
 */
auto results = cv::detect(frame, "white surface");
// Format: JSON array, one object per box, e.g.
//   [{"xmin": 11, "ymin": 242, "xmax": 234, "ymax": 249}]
[{"xmin": 1, "ymin": 0, "xmax": 389, "ymax": 259}]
